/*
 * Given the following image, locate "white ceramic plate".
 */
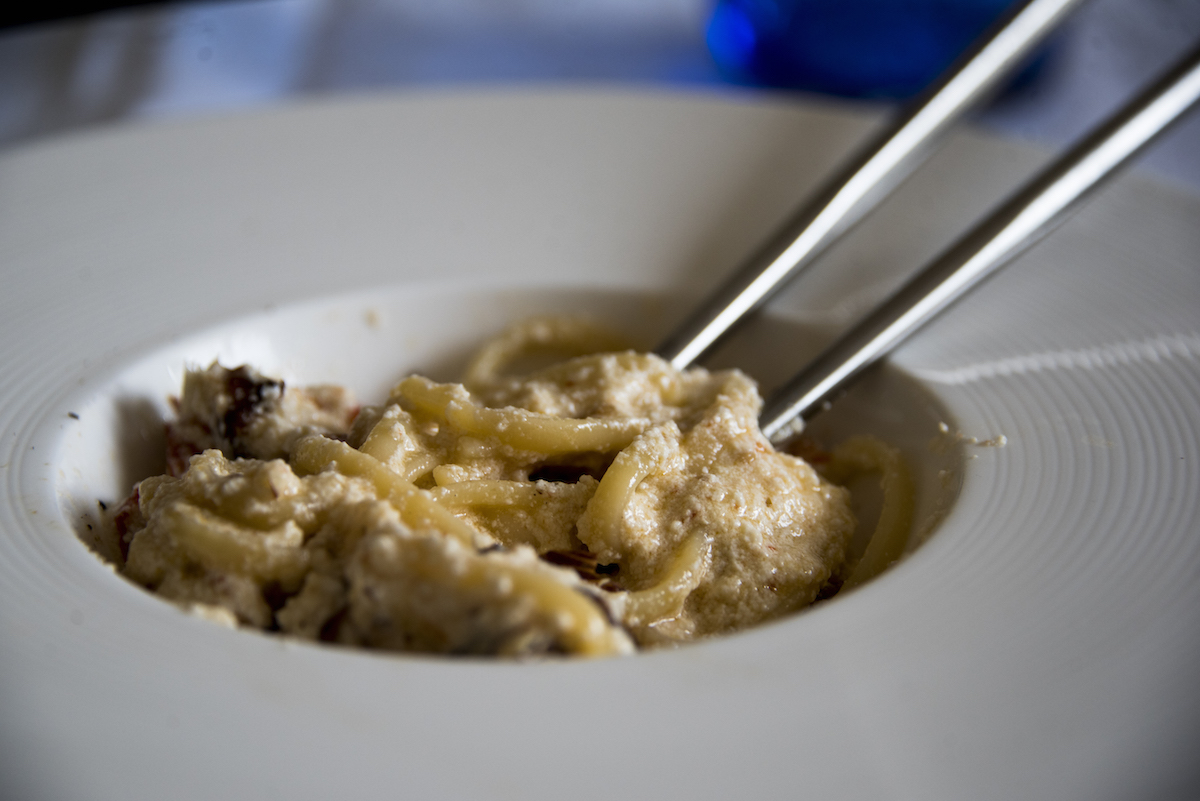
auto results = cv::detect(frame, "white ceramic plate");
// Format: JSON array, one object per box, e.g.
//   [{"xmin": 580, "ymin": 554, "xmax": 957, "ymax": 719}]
[{"xmin": 2, "ymin": 90, "xmax": 1198, "ymax": 801}]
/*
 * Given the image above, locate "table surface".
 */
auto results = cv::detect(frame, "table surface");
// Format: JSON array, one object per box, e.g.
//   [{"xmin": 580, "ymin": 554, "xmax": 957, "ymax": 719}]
[{"xmin": 1, "ymin": 0, "xmax": 1198, "ymax": 192}]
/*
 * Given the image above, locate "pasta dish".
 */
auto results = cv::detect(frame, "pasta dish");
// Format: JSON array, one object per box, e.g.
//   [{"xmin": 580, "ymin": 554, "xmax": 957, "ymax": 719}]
[{"xmin": 108, "ymin": 318, "xmax": 911, "ymax": 657}]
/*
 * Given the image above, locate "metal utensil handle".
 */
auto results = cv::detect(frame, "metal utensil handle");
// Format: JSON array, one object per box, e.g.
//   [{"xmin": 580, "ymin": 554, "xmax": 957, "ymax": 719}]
[
  {"xmin": 656, "ymin": 0, "xmax": 1086, "ymax": 370},
  {"xmin": 761, "ymin": 42, "xmax": 1200, "ymax": 446}
]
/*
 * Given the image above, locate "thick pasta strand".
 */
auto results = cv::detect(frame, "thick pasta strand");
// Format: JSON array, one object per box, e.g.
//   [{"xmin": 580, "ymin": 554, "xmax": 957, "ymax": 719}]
[
  {"xmin": 354, "ymin": 528, "xmax": 627, "ymax": 657},
  {"xmin": 430, "ymin": 477, "xmax": 597, "ymax": 553},
  {"xmin": 293, "ymin": 436, "xmax": 625, "ymax": 656},
  {"xmin": 396, "ymin": 376, "xmax": 649, "ymax": 455},
  {"xmin": 359, "ymin": 408, "xmax": 440, "ymax": 483},
  {"xmin": 429, "ymin": 479, "xmax": 547, "ymax": 509},
  {"xmin": 291, "ymin": 435, "xmax": 482, "ymax": 548},
  {"xmin": 395, "ymin": 453, "xmax": 441, "ymax": 485},
  {"xmin": 580, "ymin": 427, "xmax": 669, "ymax": 552},
  {"xmin": 358, "ymin": 410, "xmax": 406, "ymax": 465},
  {"xmin": 624, "ymin": 533, "xmax": 709, "ymax": 626},
  {"xmin": 478, "ymin": 562, "xmax": 627, "ymax": 657},
  {"xmin": 359, "ymin": 417, "xmax": 401, "ymax": 463},
  {"xmin": 825, "ymin": 436, "xmax": 914, "ymax": 590},
  {"xmin": 161, "ymin": 503, "xmax": 310, "ymax": 586}
]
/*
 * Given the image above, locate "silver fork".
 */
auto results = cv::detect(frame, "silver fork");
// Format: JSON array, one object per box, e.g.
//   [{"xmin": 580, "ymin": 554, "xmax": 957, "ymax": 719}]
[{"xmin": 653, "ymin": 0, "xmax": 1200, "ymax": 446}]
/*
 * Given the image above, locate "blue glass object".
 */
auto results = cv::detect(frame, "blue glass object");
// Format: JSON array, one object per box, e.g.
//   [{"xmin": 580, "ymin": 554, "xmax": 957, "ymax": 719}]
[{"xmin": 707, "ymin": 0, "xmax": 1023, "ymax": 98}]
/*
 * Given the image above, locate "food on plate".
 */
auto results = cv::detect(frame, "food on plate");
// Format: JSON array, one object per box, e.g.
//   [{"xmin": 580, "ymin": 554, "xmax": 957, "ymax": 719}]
[{"xmin": 109, "ymin": 318, "xmax": 911, "ymax": 657}]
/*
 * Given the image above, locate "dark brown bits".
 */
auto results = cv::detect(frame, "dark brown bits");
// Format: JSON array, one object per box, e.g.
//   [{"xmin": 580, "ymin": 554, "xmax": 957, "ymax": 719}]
[
  {"xmin": 814, "ymin": 574, "xmax": 843, "ymax": 602},
  {"xmin": 67, "ymin": 412, "xmax": 80, "ymax": 420},
  {"xmin": 221, "ymin": 366, "xmax": 284, "ymax": 445},
  {"xmin": 110, "ymin": 490, "xmax": 145, "ymax": 561},
  {"xmin": 261, "ymin": 581, "xmax": 290, "ymax": 613},
  {"xmin": 542, "ymin": 549, "xmax": 620, "ymax": 582},
  {"xmin": 319, "ymin": 607, "xmax": 349, "ymax": 642}
]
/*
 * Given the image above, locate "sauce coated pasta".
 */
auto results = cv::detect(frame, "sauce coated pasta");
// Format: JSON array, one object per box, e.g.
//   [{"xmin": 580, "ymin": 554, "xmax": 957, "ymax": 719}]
[{"xmin": 111, "ymin": 318, "xmax": 909, "ymax": 656}]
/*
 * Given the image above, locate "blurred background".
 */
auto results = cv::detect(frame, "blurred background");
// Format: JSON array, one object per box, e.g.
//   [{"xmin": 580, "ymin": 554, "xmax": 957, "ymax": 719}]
[{"xmin": 0, "ymin": 0, "xmax": 1197, "ymax": 190}]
